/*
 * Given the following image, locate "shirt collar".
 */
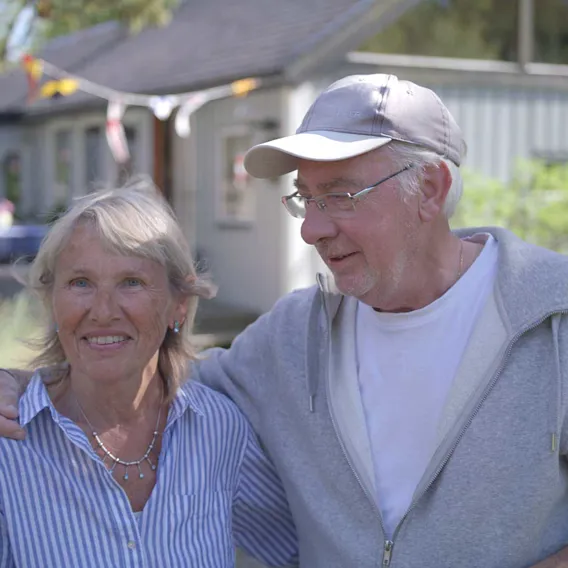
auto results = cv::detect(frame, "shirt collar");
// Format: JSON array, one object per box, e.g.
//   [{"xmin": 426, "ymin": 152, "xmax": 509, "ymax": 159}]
[
  {"xmin": 19, "ymin": 370, "xmax": 207, "ymax": 429},
  {"xmin": 166, "ymin": 380, "xmax": 206, "ymax": 429},
  {"xmin": 19, "ymin": 371, "xmax": 56, "ymax": 427}
]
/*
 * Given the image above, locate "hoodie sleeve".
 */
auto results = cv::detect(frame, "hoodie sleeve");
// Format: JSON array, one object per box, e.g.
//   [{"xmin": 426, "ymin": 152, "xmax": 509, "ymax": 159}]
[
  {"xmin": 191, "ymin": 286, "xmax": 318, "ymax": 436},
  {"xmin": 191, "ymin": 309, "xmax": 271, "ymax": 434}
]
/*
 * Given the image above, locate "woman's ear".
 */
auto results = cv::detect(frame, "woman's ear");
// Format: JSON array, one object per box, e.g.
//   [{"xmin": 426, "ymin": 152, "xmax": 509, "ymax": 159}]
[
  {"xmin": 174, "ymin": 296, "xmax": 190, "ymax": 329},
  {"xmin": 418, "ymin": 162, "xmax": 452, "ymax": 223}
]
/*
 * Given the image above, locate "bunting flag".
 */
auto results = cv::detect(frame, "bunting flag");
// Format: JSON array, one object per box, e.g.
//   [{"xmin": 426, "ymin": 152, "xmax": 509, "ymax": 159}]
[
  {"xmin": 21, "ymin": 54, "xmax": 43, "ymax": 102},
  {"xmin": 20, "ymin": 54, "xmax": 261, "ymax": 163},
  {"xmin": 39, "ymin": 78, "xmax": 79, "ymax": 99},
  {"xmin": 174, "ymin": 92, "xmax": 209, "ymax": 138},
  {"xmin": 106, "ymin": 101, "xmax": 130, "ymax": 164}
]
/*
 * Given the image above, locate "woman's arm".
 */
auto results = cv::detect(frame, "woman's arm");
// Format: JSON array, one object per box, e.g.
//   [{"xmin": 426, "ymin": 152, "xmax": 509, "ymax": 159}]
[
  {"xmin": 0, "ymin": 508, "xmax": 15, "ymax": 567},
  {"xmin": 233, "ymin": 425, "xmax": 298, "ymax": 567}
]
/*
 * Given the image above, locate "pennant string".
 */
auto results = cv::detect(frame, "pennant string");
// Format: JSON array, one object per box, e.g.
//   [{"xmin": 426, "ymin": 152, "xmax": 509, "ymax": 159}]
[
  {"xmin": 26, "ymin": 55, "xmax": 261, "ymax": 109},
  {"xmin": 20, "ymin": 54, "xmax": 261, "ymax": 163}
]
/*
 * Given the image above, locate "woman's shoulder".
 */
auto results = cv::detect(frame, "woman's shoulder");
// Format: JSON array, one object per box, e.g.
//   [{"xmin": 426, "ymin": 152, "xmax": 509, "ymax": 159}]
[
  {"xmin": 174, "ymin": 381, "xmax": 253, "ymax": 456},
  {"xmin": 178, "ymin": 380, "xmax": 249, "ymax": 424}
]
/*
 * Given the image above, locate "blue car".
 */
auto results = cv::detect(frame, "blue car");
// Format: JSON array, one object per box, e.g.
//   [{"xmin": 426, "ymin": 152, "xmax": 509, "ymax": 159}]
[{"xmin": 0, "ymin": 225, "xmax": 49, "ymax": 263}]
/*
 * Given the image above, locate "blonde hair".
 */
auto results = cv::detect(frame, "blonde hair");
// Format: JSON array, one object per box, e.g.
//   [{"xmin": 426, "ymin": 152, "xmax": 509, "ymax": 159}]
[{"xmin": 27, "ymin": 178, "xmax": 216, "ymax": 399}]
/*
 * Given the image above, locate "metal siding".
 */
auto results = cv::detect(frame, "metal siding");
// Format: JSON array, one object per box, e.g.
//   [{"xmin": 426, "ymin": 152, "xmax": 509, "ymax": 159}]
[
  {"xmin": 551, "ymin": 92, "xmax": 563, "ymax": 151},
  {"xmin": 511, "ymin": 90, "xmax": 528, "ymax": 168},
  {"xmin": 427, "ymin": 84, "xmax": 568, "ymax": 181}
]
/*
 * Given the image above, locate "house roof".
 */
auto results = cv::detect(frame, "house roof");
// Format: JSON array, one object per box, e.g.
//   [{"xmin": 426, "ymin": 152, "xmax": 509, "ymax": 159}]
[{"xmin": 0, "ymin": 0, "xmax": 421, "ymax": 116}]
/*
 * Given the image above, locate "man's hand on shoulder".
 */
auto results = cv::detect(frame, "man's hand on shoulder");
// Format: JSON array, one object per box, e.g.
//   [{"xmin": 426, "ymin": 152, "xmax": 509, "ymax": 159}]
[{"xmin": 0, "ymin": 369, "xmax": 30, "ymax": 440}]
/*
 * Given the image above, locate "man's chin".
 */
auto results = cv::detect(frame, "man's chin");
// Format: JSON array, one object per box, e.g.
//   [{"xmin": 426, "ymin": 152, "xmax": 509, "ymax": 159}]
[{"xmin": 332, "ymin": 273, "xmax": 377, "ymax": 300}]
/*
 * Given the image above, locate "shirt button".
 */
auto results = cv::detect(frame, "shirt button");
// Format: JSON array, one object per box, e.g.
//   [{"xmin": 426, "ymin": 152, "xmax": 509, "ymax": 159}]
[{"xmin": 127, "ymin": 541, "xmax": 136, "ymax": 550}]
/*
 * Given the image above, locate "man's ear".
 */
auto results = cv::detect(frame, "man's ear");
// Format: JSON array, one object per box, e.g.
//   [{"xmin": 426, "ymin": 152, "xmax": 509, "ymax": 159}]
[{"xmin": 418, "ymin": 162, "xmax": 452, "ymax": 222}]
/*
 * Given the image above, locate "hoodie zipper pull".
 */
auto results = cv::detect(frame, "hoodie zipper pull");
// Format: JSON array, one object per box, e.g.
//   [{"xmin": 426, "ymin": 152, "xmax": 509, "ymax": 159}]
[{"xmin": 382, "ymin": 540, "xmax": 394, "ymax": 566}]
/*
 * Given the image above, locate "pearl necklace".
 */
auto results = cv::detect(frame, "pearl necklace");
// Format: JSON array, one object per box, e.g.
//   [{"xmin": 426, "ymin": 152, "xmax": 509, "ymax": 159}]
[{"xmin": 74, "ymin": 391, "xmax": 164, "ymax": 482}]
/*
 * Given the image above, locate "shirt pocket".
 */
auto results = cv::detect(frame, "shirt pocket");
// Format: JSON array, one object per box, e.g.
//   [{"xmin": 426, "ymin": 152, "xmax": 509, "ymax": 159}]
[{"xmin": 148, "ymin": 489, "xmax": 234, "ymax": 567}]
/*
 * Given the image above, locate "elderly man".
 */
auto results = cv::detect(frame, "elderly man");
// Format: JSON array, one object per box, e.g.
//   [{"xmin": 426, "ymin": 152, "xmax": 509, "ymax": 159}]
[{"xmin": 1, "ymin": 74, "xmax": 568, "ymax": 568}]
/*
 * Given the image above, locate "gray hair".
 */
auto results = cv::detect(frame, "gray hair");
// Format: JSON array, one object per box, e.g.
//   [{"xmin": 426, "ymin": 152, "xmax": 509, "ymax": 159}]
[
  {"xmin": 27, "ymin": 178, "xmax": 216, "ymax": 400},
  {"xmin": 385, "ymin": 140, "xmax": 467, "ymax": 219}
]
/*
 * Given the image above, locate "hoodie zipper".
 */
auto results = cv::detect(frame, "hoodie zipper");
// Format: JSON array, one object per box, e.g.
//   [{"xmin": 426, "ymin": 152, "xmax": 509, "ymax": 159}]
[
  {"xmin": 319, "ymin": 279, "xmax": 567, "ymax": 567},
  {"xmin": 382, "ymin": 540, "xmax": 394, "ymax": 566},
  {"xmin": 317, "ymin": 286, "xmax": 391, "ymax": 564}
]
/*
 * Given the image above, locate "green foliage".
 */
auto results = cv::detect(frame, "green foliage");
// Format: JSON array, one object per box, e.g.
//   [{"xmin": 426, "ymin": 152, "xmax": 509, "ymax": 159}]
[
  {"xmin": 44, "ymin": 0, "xmax": 180, "ymax": 39},
  {"xmin": 360, "ymin": 0, "xmax": 568, "ymax": 64},
  {"xmin": 452, "ymin": 160, "xmax": 568, "ymax": 253},
  {"xmin": 1, "ymin": 0, "xmax": 180, "ymax": 64}
]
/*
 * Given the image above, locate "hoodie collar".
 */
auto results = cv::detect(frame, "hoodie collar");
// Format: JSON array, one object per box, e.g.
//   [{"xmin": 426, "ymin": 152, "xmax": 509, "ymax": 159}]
[{"xmin": 455, "ymin": 227, "xmax": 568, "ymax": 333}]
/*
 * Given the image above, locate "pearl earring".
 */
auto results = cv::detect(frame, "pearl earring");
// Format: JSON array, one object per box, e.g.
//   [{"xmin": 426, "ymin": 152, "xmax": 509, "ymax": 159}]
[{"xmin": 173, "ymin": 321, "xmax": 180, "ymax": 334}]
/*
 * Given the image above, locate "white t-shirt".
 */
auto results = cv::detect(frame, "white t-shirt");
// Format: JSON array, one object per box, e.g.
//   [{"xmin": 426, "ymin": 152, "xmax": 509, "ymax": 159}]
[{"xmin": 355, "ymin": 234, "xmax": 498, "ymax": 536}]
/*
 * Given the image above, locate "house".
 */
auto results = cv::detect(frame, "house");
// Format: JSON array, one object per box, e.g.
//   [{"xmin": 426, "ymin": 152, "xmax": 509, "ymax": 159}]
[{"xmin": 0, "ymin": 0, "xmax": 567, "ymax": 326}]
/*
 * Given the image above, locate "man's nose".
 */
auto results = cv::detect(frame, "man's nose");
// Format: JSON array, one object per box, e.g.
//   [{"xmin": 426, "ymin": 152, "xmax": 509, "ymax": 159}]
[{"xmin": 300, "ymin": 204, "xmax": 339, "ymax": 245}]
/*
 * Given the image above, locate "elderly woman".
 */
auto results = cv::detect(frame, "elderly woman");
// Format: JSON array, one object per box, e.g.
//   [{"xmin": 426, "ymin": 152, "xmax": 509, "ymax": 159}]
[{"xmin": 0, "ymin": 182, "xmax": 297, "ymax": 567}]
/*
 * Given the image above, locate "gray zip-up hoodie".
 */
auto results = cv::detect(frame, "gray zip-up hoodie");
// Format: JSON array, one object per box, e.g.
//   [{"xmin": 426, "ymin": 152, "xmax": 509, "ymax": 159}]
[{"xmin": 194, "ymin": 227, "xmax": 568, "ymax": 568}]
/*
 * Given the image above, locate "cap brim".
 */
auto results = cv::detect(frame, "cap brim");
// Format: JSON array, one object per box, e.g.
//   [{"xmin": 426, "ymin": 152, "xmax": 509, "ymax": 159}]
[{"xmin": 244, "ymin": 130, "xmax": 392, "ymax": 179}]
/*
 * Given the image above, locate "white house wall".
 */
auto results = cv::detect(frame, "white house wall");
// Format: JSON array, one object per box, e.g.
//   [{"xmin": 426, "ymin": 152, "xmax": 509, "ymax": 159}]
[
  {"xmin": 281, "ymin": 82, "xmax": 330, "ymax": 292},
  {"xmin": 193, "ymin": 89, "xmax": 286, "ymax": 313}
]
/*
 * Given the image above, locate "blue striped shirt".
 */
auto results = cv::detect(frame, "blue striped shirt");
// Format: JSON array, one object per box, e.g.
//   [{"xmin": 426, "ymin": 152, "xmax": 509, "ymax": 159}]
[{"xmin": 0, "ymin": 373, "xmax": 298, "ymax": 567}]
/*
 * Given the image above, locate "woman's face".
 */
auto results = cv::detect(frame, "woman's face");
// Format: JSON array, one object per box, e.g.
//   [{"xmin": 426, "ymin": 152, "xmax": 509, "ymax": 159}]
[{"xmin": 52, "ymin": 223, "xmax": 186, "ymax": 385}]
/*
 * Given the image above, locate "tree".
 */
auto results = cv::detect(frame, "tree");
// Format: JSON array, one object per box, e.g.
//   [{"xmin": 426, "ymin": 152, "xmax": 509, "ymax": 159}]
[
  {"xmin": 359, "ymin": 0, "xmax": 568, "ymax": 64},
  {"xmin": 451, "ymin": 161, "xmax": 568, "ymax": 253},
  {"xmin": 1, "ymin": 0, "xmax": 180, "ymax": 65}
]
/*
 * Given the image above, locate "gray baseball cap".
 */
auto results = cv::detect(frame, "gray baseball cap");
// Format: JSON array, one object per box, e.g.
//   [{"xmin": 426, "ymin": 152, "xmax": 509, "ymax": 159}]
[{"xmin": 244, "ymin": 74, "xmax": 464, "ymax": 179}]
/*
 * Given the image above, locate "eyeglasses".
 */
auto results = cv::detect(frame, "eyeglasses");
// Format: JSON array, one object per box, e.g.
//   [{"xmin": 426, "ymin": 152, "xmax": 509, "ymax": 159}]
[{"xmin": 281, "ymin": 165, "xmax": 413, "ymax": 219}]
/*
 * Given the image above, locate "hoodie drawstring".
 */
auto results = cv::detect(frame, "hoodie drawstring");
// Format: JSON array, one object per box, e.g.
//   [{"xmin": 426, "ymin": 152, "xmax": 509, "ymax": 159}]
[
  {"xmin": 306, "ymin": 289, "xmax": 322, "ymax": 413},
  {"xmin": 305, "ymin": 274, "xmax": 333, "ymax": 413},
  {"xmin": 551, "ymin": 314, "xmax": 563, "ymax": 453}
]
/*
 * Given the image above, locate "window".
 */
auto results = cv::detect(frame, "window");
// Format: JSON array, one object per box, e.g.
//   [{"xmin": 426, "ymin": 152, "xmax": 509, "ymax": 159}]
[
  {"xmin": 534, "ymin": 0, "xmax": 568, "ymax": 64},
  {"xmin": 217, "ymin": 128, "xmax": 254, "ymax": 225},
  {"xmin": 85, "ymin": 126, "xmax": 103, "ymax": 188},
  {"xmin": 125, "ymin": 126, "xmax": 138, "ymax": 173},
  {"xmin": 54, "ymin": 130, "xmax": 72, "ymax": 206},
  {"xmin": 2, "ymin": 152, "xmax": 21, "ymax": 211}
]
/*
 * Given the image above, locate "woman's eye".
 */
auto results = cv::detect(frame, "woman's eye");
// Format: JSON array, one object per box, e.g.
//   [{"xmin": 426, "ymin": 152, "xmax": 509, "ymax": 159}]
[
  {"xmin": 125, "ymin": 278, "xmax": 142, "ymax": 287},
  {"xmin": 70, "ymin": 278, "xmax": 88, "ymax": 288}
]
